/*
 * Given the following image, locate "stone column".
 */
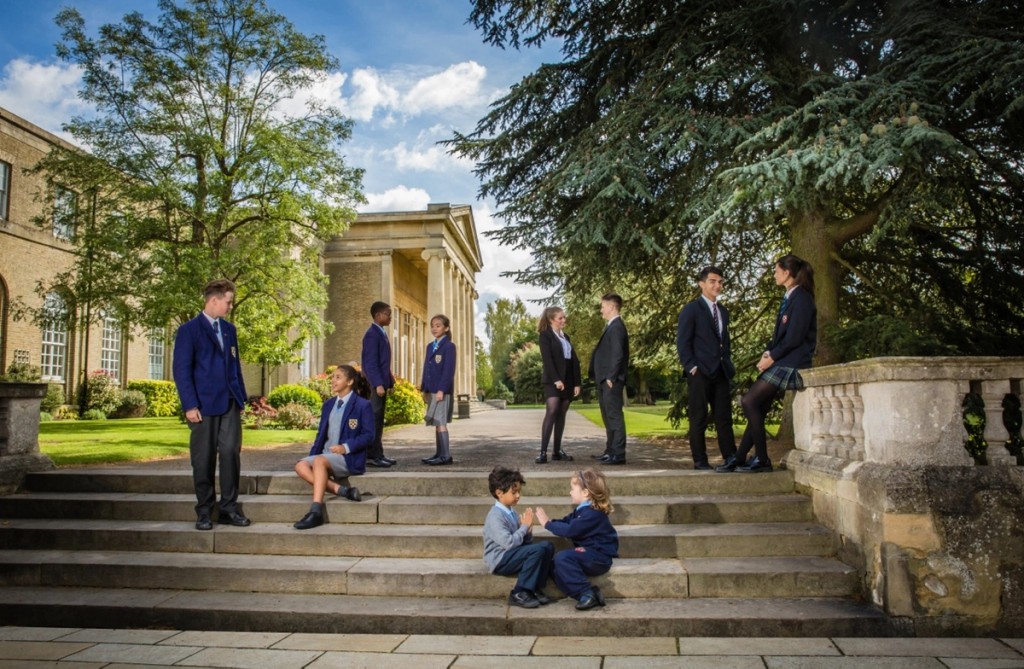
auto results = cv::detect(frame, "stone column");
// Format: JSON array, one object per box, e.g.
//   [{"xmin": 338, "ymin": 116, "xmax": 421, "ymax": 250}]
[
  {"xmin": 470, "ymin": 289, "xmax": 479, "ymax": 397},
  {"xmin": 0, "ymin": 383, "xmax": 54, "ymax": 493},
  {"xmin": 421, "ymin": 249, "xmax": 448, "ymax": 324}
]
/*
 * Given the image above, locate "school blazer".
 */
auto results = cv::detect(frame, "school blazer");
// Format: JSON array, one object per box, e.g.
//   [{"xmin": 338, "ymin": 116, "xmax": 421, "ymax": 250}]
[
  {"xmin": 172, "ymin": 313, "xmax": 247, "ymax": 416},
  {"xmin": 768, "ymin": 286, "xmax": 818, "ymax": 369},
  {"xmin": 588, "ymin": 317, "xmax": 629, "ymax": 384},
  {"xmin": 360, "ymin": 324, "xmax": 394, "ymax": 390},
  {"xmin": 676, "ymin": 297, "xmax": 736, "ymax": 379},
  {"xmin": 420, "ymin": 337, "xmax": 457, "ymax": 394},
  {"xmin": 308, "ymin": 394, "xmax": 374, "ymax": 475},
  {"xmin": 539, "ymin": 328, "xmax": 582, "ymax": 386}
]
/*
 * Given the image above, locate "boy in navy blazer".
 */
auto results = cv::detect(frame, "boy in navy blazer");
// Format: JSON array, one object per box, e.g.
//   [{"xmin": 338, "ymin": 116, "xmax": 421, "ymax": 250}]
[
  {"xmin": 173, "ymin": 279, "xmax": 249, "ymax": 531},
  {"xmin": 361, "ymin": 301, "xmax": 396, "ymax": 468},
  {"xmin": 676, "ymin": 266, "xmax": 738, "ymax": 469}
]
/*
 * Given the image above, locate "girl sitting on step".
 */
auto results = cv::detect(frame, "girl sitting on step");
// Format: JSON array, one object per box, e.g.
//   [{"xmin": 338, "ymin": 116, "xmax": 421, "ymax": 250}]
[
  {"xmin": 292, "ymin": 364, "xmax": 373, "ymax": 530},
  {"xmin": 535, "ymin": 468, "xmax": 619, "ymax": 610}
]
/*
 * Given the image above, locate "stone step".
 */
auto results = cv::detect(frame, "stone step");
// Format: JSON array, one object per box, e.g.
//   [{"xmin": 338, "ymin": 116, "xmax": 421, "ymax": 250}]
[
  {"xmin": 0, "ymin": 550, "xmax": 859, "ymax": 599},
  {"xmin": 21, "ymin": 468, "xmax": 796, "ymax": 497},
  {"xmin": 0, "ymin": 519, "xmax": 836, "ymax": 559},
  {"xmin": 0, "ymin": 491, "xmax": 812, "ymax": 525},
  {"xmin": 0, "ymin": 586, "xmax": 893, "ymax": 637}
]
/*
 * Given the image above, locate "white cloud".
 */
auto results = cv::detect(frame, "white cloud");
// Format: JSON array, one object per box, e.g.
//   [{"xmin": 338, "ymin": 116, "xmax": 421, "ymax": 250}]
[
  {"xmin": 403, "ymin": 61, "xmax": 488, "ymax": 114},
  {"xmin": 358, "ymin": 185, "xmax": 432, "ymax": 212},
  {"xmin": 343, "ymin": 67, "xmax": 401, "ymax": 122},
  {"xmin": 381, "ymin": 141, "xmax": 473, "ymax": 172},
  {"xmin": 0, "ymin": 58, "xmax": 90, "ymax": 140},
  {"xmin": 273, "ymin": 70, "xmax": 348, "ymax": 119}
]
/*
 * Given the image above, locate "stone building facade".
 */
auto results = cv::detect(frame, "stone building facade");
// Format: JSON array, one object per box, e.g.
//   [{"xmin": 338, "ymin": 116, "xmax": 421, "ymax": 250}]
[{"xmin": 0, "ymin": 105, "xmax": 482, "ymax": 402}]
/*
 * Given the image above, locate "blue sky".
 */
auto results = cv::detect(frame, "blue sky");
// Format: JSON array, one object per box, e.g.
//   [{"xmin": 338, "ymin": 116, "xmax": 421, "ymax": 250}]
[{"xmin": 0, "ymin": 0, "xmax": 561, "ymax": 337}]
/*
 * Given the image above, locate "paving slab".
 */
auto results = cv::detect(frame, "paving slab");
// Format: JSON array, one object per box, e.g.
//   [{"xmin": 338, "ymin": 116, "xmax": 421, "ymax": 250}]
[
  {"xmin": 532, "ymin": 636, "xmax": 678, "ymax": 656},
  {"xmin": 306, "ymin": 651, "xmax": 456, "ymax": 669},
  {"xmin": 677, "ymin": 637, "xmax": 840, "ymax": 656},
  {"xmin": 834, "ymin": 637, "xmax": 1022, "ymax": 658},
  {"xmin": 60, "ymin": 642, "xmax": 202, "ymax": 665},
  {"xmin": 937, "ymin": 659, "xmax": 1024, "ymax": 669},
  {"xmin": 160, "ymin": 631, "xmax": 290, "ymax": 648},
  {"xmin": 0, "ymin": 661, "xmax": 105, "ymax": 669},
  {"xmin": 453, "ymin": 657, "xmax": 599, "ymax": 669},
  {"xmin": 0, "ymin": 628, "xmax": 81, "ymax": 641},
  {"xmin": 1003, "ymin": 639, "xmax": 1024, "ymax": 654},
  {"xmin": 270, "ymin": 633, "xmax": 406, "ymax": 652},
  {"xmin": 58, "ymin": 629, "xmax": 180, "ymax": 644},
  {"xmin": 175, "ymin": 646, "xmax": 322, "ymax": 668},
  {"xmin": 394, "ymin": 634, "xmax": 535, "ymax": 655},
  {"xmin": 606, "ymin": 657, "xmax": 765, "ymax": 669},
  {"xmin": 764, "ymin": 658, "xmax": 945, "ymax": 669},
  {"xmin": 0, "ymin": 641, "xmax": 95, "ymax": 661}
]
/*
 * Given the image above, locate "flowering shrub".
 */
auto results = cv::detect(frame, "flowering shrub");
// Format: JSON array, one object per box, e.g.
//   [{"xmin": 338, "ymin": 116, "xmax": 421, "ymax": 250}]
[
  {"xmin": 76, "ymin": 370, "xmax": 121, "ymax": 417},
  {"xmin": 111, "ymin": 390, "xmax": 148, "ymax": 418},
  {"xmin": 275, "ymin": 402, "xmax": 317, "ymax": 430},
  {"xmin": 243, "ymin": 396, "xmax": 278, "ymax": 429},
  {"xmin": 301, "ymin": 367, "xmax": 335, "ymax": 402},
  {"xmin": 385, "ymin": 377, "xmax": 426, "ymax": 426}
]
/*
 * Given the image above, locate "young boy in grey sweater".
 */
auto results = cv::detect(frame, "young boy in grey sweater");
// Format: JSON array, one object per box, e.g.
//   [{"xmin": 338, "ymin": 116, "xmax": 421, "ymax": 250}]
[{"xmin": 482, "ymin": 466, "xmax": 555, "ymax": 608}]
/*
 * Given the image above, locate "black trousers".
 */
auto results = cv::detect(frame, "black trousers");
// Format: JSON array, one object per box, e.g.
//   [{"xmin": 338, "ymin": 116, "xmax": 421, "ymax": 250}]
[
  {"xmin": 188, "ymin": 400, "xmax": 242, "ymax": 517},
  {"xmin": 368, "ymin": 391, "xmax": 387, "ymax": 459},
  {"xmin": 686, "ymin": 369, "xmax": 737, "ymax": 464},
  {"xmin": 598, "ymin": 380, "xmax": 626, "ymax": 457}
]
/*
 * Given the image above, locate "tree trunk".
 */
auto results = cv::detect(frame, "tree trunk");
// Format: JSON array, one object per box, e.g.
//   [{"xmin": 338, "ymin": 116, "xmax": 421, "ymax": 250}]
[{"xmin": 789, "ymin": 208, "xmax": 841, "ymax": 365}]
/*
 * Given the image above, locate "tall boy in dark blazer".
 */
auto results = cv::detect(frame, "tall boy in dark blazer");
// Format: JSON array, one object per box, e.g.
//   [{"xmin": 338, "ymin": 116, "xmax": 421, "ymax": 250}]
[
  {"xmin": 173, "ymin": 279, "xmax": 249, "ymax": 531},
  {"xmin": 676, "ymin": 266, "xmax": 737, "ymax": 469},
  {"xmin": 361, "ymin": 301, "xmax": 395, "ymax": 468},
  {"xmin": 588, "ymin": 293, "xmax": 629, "ymax": 464}
]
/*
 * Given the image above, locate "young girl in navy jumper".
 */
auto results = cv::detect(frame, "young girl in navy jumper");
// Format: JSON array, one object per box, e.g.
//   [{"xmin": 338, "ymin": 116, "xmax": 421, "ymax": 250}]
[
  {"xmin": 420, "ymin": 314, "xmax": 456, "ymax": 465},
  {"xmin": 535, "ymin": 467, "xmax": 619, "ymax": 610},
  {"xmin": 292, "ymin": 364, "xmax": 374, "ymax": 530}
]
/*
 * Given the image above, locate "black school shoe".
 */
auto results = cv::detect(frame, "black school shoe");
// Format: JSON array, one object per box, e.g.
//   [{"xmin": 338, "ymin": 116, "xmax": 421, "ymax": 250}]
[
  {"xmin": 575, "ymin": 590, "xmax": 600, "ymax": 610},
  {"xmin": 508, "ymin": 589, "xmax": 541, "ymax": 609}
]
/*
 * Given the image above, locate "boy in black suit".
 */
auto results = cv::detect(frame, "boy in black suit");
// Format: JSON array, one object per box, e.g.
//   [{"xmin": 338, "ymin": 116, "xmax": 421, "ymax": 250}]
[
  {"xmin": 676, "ymin": 266, "xmax": 737, "ymax": 469},
  {"xmin": 588, "ymin": 293, "xmax": 629, "ymax": 464}
]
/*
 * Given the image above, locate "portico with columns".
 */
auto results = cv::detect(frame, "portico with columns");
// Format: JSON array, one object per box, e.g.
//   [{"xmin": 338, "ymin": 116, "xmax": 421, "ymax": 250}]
[{"xmin": 318, "ymin": 203, "xmax": 481, "ymax": 396}]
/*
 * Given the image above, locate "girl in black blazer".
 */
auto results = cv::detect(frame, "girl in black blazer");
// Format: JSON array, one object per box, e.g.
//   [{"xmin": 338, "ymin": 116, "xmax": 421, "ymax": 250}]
[
  {"xmin": 536, "ymin": 306, "xmax": 582, "ymax": 463},
  {"xmin": 724, "ymin": 254, "xmax": 817, "ymax": 474}
]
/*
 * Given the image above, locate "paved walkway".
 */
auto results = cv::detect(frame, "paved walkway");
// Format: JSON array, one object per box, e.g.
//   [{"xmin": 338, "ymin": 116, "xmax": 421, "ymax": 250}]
[{"xmin": 2, "ymin": 627, "xmax": 1022, "ymax": 668}]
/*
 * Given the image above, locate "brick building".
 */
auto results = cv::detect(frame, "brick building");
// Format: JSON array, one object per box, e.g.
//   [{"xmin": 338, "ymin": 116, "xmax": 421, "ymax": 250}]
[{"xmin": 0, "ymin": 105, "xmax": 481, "ymax": 403}]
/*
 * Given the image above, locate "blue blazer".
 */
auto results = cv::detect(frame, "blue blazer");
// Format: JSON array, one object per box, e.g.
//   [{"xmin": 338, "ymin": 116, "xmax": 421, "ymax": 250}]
[
  {"xmin": 676, "ymin": 297, "xmax": 736, "ymax": 379},
  {"xmin": 768, "ymin": 286, "xmax": 817, "ymax": 369},
  {"xmin": 172, "ymin": 313, "xmax": 247, "ymax": 416},
  {"xmin": 420, "ymin": 337, "xmax": 457, "ymax": 394},
  {"xmin": 308, "ymin": 394, "xmax": 374, "ymax": 475},
  {"xmin": 360, "ymin": 324, "xmax": 393, "ymax": 390},
  {"xmin": 544, "ymin": 504, "xmax": 619, "ymax": 560}
]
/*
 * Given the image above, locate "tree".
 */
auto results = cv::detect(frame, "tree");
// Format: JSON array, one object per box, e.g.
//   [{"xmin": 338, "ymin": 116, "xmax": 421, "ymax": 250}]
[
  {"xmin": 29, "ymin": 0, "xmax": 363, "ymax": 367},
  {"xmin": 483, "ymin": 297, "xmax": 536, "ymax": 386},
  {"xmin": 452, "ymin": 0, "xmax": 1024, "ymax": 364},
  {"xmin": 507, "ymin": 342, "xmax": 543, "ymax": 404},
  {"xmin": 474, "ymin": 337, "xmax": 493, "ymax": 398}
]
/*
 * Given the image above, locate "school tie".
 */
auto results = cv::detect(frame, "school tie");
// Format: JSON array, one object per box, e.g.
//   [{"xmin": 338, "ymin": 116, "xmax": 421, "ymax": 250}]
[
  {"xmin": 711, "ymin": 302, "xmax": 721, "ymax": 340},
  {"xmin": 212, "ymin": 320, "xmax": 224, "ymax": 350},
  {"xmin": 778, "ymin": 296, "xmax": 790, "ymax": 318},
  {"xmin": 507, "ymin": 508, "xmax": 518, "ymax": 525}
]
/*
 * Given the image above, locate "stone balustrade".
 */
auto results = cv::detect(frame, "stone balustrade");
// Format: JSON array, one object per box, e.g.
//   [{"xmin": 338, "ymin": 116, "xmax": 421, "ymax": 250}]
[
  {"xmin": 0, "ymin": 382, "xmax": 54, "ymax": 493},
  {"xmin": 793, "ymin": 356, "xmax": 1024, "ymax": 467}
]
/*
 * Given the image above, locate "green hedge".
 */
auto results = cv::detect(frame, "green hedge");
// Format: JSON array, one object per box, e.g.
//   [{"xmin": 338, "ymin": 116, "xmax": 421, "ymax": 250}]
[
  {"xmin": 268, "ymin": 384, "xmax": 322, "ymax": 413},
  {"xmin": 127, "ymin": 380, "xmax": 181, "ymax": 417}
]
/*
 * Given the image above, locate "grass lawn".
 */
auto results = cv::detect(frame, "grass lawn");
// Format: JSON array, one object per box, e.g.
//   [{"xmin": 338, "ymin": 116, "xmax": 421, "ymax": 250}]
[
  {"xmin": 573, "ymin": 403, "xmax": 775, "ymax": 440},
  {"xmin": 39, "ymin": 417, "xmax": 315, "ymax": 467}
]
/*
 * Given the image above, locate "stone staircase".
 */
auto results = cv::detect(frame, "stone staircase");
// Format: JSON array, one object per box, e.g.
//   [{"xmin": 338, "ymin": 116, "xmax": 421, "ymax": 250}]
[{"xmin": 0, "ymin": 468, "xmax": 892, "ymax": 636}]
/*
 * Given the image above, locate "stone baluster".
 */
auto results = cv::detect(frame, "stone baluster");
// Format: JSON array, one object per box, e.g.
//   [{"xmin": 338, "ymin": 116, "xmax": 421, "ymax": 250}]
[
  {"xmin": 981, "ymin": 379, "xmax": 1014, "ymax": 466},
  {"xmin": 850, "ymin": 390, "xmax": 865, "ymax": 461},
  {"xmin": 809, "ymin": 391, "xmax": 827, "ymax": 454},
  {"xmin": 827, "ymin": 394, "xmax": 845, "ymax": 457}
]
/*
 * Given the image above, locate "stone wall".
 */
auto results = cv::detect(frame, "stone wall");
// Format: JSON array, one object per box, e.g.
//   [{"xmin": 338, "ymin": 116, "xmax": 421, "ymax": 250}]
[
  {"xmin": 0, "ymin": 382, "xmax": 53, "ymax": 493},
  {"xmin": 784, "ymin": 357, "xmax": 1024, "ymax": 635}
]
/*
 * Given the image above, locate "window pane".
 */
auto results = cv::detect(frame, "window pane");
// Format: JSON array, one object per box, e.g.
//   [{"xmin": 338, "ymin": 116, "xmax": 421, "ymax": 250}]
[
  {"xmin": 101, "ymin": 314, "xmax": 122, "ymax": 382},
  {"xmin": 40, "ymin": 293, "xmax": 67, "ymax": 382},
  {"xmin": 53, "ymin": 187, "xmax": 76, "ymax": 240},
  {"xmin": 0, "ymin": 161, "xmax": 10, "ymax": 220},
  {"xmin": 148, "ymin": 329, "xmax": 165, "ymax": 379}
]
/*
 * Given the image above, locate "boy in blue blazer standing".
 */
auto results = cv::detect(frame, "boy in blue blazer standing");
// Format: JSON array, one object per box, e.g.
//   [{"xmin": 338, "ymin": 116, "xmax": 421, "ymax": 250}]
[
  {"xmin": 173, "ymin": 279, "xmax": 249, "ymax": 531},
  {"xmin": 361, "ymin": 301, "xmax": 396, "ymax": 468}
]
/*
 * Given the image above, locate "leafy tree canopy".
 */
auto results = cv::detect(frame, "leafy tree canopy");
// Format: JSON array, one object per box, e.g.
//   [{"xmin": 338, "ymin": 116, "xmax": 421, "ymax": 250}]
[
  {"xmin": 484, "ymin": 296, "xmax": 536, "ymax": 385},
  {"xmin": 452, "ymin": 0, "xmax": 1024, "ymax": 366},
  {"xmin": 29, "ymin": 0, "xmax": 364, "ymax": 366}
]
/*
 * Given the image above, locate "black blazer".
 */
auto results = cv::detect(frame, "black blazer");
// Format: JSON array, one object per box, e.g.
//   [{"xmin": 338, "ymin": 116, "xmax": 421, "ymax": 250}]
[
  {"xmin": 588, "ymin": 317, "xmax": 629, "ymax": 384},
  {"xmin": 676, "ymin": 297, "xmax": 736, "ymax": 379},
  {"xmin": 539, "ymin": 328, "xmax": 582, "ymax": 386},
  {"xmin": 768, "ymin": 286, "xmax": 817, "ymax": 369}
]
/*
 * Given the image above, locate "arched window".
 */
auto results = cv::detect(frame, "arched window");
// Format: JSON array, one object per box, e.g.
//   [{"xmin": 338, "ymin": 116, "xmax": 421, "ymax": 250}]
[{"xmin": 40, "ymin": 292, "xmax": 68, "ymax": 381}]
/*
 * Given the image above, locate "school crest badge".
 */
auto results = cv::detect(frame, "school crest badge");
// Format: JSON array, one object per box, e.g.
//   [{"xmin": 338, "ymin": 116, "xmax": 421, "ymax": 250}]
[
  {"xmin": 782, "ymin": 315, "xmax": 789, "ymax": 324},
  {"xmin": 434, "ymin": 354, "xmax": 442, "ymax": 364},
  {"xmin": 348, "ymin": 418, "xmax": 358, "ymax": 429}
]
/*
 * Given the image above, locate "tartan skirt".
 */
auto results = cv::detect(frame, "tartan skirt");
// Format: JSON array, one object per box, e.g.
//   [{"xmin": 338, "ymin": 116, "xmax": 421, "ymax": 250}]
[{"xmin": 758, "ymin": 365, "xmax": 805, "ymax": 391}]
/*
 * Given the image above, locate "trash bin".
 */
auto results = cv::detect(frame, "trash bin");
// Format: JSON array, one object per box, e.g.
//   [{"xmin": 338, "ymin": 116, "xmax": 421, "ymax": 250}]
[{"xmin": 457, "ymin": 393, "xmax": 471, "ymax": 419}]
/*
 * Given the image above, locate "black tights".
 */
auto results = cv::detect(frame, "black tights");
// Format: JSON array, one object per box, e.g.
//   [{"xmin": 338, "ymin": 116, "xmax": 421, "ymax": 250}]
[
  {"xmin": 541, "ymin": 396, "xmax": 572, "ymax": 453},
  {"xmin": 736, "ymin": 380, "xmax": 781, "ymax": 462}
]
